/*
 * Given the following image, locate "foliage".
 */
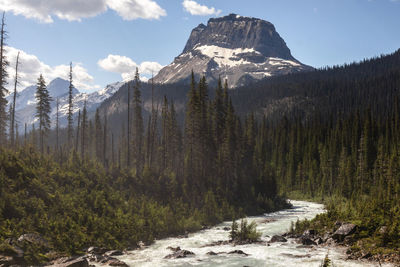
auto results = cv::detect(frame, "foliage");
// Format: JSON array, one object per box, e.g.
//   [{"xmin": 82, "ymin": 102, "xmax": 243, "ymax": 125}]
[{"xmin": 229, "ymin": 219, "xmax": 261, "ymax": 242}]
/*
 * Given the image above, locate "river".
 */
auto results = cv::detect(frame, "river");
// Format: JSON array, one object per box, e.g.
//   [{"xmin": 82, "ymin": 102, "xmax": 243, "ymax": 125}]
[{"xmin": 112, "ymin": 200, "xmax": 390, "ymax": 267}]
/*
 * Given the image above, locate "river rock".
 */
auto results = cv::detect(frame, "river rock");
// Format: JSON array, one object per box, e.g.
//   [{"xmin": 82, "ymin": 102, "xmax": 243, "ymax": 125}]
[
  {"xmin": 206, "ymin": 251, "xmax": 217, "ymax": 256},
  {"xmin": 104, "ymin": 250, "xmax": 123, "ymax": 257},
  {"xmin": 164, "ymin": 249, "xmax": 195, "ymax": 259},
  {"xmin": 315, "ymin": 237, "xmax": 323, "ymax": 245},
  {"xmin": 270, "ymin": 235, "xmax": 287, "ymax": 243},
  {"xmin": 49, "ymin": 256, "xmax": 89, "ymax": 267},
  {"xmin": 103, "ymin": 258, "xmax": 129, "ymax": 266},
  {"xmin": 87, "ymin": 246, "xmax": 108, "ymax": 255},
  {"xmin": 223, "ymin": 227, "xmax": 230, "ymax": 231},
  {"xmin": 332, "ymin": 223, "xmax": 357, "ymax": 242},
  {"xmin": 303, "ymin": 229, "xmax": 316, "ymax": 236},
  {"xmin": 228, "ymin": 250, "xmax": 249, "ymax": 256},
  {"xmin": 299, "ymin": 236, "xmax": 317, "ymax": 246}
]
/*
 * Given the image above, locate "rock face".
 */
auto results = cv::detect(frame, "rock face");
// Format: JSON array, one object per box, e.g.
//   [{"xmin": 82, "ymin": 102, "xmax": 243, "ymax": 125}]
[{"xmin": 152, "ymin": 14, "xmax": 313, "ymax": 87}]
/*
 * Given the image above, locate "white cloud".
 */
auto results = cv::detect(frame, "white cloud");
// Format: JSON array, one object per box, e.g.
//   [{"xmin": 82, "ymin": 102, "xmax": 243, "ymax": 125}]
[
  {"xmin": 0, "ymin": 0, "xmax": 166, "ymax": 23},
  {"xmin": 98, "ymin": 54, "xmax": 163, "ymax": 81},
  {"xmin": 182, "ymin": 0, "xmax": 221, "ymax": 16},
  {"xmin": 6, "ymin": 46, "xmax": 99, "ymax": 92},
  {"xmin": 107, "ymin": 0, "xmax": 166, "ymax": 20}
]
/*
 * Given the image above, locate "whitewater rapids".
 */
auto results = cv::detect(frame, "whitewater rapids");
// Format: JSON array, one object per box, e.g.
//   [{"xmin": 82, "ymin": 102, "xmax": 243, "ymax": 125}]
[{"xmin": 110, "ymin": 200, "xmax": 391, "ymax": 266}]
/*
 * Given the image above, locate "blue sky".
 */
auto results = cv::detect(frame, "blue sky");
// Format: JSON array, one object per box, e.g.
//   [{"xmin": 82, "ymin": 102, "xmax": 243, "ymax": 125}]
[{"xmin": 2, "ymin": 0, "xmax": 400, "ymax": 92}]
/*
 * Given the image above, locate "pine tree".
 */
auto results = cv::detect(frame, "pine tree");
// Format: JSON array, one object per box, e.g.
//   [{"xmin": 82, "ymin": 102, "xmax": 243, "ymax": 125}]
[
  {"xmin": 0, "ymin": 12, "xmax": 9, "ymax": 146},
  {"xmin": 67, "ymin": 62, "xmax": 74, "ymax": 148},
  {"xmin": 35, "ymin": 74, "xmax": 52, "ymax": 154},
  {"xmin": 132, "ymin": 68, "xmax": 143, "ymax": 172},
  {"xmin": 10, "ymin": 51, "xmax": 19, "ymax": 148}
]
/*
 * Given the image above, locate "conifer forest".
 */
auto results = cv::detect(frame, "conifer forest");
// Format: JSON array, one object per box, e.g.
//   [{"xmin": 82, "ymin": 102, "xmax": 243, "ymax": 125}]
[{"xmin": 0, "ymin": 9, "xmax": 399, "ymax": 267}]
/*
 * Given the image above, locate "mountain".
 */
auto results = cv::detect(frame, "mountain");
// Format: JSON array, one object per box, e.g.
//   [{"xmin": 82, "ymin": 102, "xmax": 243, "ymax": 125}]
[
  {"xmin": 9, "ymin": 78, "xmax": 123, "ymax": 131},
  {"xmin": 152, "ymin": 14, "xmax": 313, "ymax": 87},
  {"xmin": 6, "ymin": 78, "xmax": 79, "ymax": 112}
]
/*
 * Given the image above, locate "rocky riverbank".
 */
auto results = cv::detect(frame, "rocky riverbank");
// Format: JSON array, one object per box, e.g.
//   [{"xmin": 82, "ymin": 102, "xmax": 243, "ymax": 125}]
[
  {"xmin": 284, "ymin": 221, "xmax": 400, "ymax": 266},
  {"xmin": 0, "ymin": 232, "xmax": 131, "ymax": 267}
]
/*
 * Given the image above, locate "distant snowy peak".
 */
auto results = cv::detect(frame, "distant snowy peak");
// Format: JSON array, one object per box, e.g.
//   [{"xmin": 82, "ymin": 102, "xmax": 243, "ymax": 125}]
[
  {"xmin": 11, "ymin": 78, "xmax": 123, "ymax": 130},
  {"xmin": 6, "ymin": 78, "xmax": 79, "ymax": 111},
  {"xmin": 153, "ymin": 13, "xmax": 313, "ymax": 87}
]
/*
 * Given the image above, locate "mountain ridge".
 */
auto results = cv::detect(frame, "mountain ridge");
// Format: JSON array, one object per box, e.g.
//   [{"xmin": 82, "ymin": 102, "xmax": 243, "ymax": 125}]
[{"xmin": 8, "ymin": 78, "xmax": 123, "ymax": 130}]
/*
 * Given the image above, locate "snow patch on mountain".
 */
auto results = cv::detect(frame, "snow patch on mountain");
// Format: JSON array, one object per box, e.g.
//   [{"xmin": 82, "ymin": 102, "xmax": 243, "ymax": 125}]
[{"xmin": 195, "ymin": 45, "xmax": 260, "ymax": 67}]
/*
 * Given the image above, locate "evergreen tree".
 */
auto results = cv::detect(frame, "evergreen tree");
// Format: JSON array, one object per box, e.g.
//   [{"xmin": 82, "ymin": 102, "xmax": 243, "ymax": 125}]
[
  {"xmin": 132, "ymin": 68, "xmax": 143, "ymax": 172},
  {"xmin": 67, "ymin": 62, "xmax": 74, "ymax": 148},
  {"xmin": 35, "ymin": 74, "xmax": 51, "ymax": 154}
]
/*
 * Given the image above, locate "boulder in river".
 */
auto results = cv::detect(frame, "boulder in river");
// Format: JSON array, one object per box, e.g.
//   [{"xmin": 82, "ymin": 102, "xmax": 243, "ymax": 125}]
[
  {"xmin": 270, "ymin": 235, "xmax": 287, "ymax": 243},
  {"xmin": 227, "ymin": 250, "xmax": 249, "ymax": 256},
  {"xmin": 103, "ymin": 257, "xmax": 129, "ymax": 266},
  {"xmin": 332, "ymin": 223, "xmax": 357, "ymax": 242},
  {"xmin": 164, "ymin": 249, "xmax": 195, "ymax": 259},
  {"xmin": 206, "ymin": 251, "xmax": 218, "ymax": 256},
  {"xmin": 299, "ymin": 236, "xmax": 317, "ymax": 246}
]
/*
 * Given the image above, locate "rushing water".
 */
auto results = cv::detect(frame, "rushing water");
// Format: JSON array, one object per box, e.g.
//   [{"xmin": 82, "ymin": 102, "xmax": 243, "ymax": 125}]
[{"xmin": 114, "ymin": 200, "xmax": 390, "ymax": 267}]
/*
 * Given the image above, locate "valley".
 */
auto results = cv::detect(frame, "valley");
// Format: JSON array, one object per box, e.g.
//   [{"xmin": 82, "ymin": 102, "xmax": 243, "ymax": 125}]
[{"xmin": 0, "ymin": 6, "xmax": 399, "ymax": 267}]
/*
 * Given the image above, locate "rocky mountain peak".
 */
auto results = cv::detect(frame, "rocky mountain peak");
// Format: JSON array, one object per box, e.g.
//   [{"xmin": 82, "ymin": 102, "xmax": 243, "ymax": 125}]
[
  {"xmin": 153, "ymin": 14, "xmax": 313, "ymax": 87},
  {"xmin": 183, "ymin": 14, "xmax": 293, "ymax": 60}
]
